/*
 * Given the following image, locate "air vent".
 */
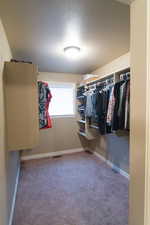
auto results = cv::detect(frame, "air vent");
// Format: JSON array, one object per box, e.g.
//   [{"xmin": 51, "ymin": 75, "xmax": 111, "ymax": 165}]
[
  {"xmin": 85, "ymin": 150, "xmax": 93, "ymax": 154},
  {"xmin": 52, "ymin": 155, "xmax": 63, "ymax": 158}
]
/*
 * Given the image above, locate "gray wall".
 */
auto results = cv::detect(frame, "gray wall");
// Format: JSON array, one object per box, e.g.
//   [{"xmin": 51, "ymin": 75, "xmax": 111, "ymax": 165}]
[
  {"xmin": 6, "ymin": 152, "xmax": 20, "ymax": 222},
  {"xmin": 107, "ymin": 133, "xmax": 129, "ymax": 173},
  {"xmin": 87, "ymin": 132, "xmax": 129, "ymax": 173}
]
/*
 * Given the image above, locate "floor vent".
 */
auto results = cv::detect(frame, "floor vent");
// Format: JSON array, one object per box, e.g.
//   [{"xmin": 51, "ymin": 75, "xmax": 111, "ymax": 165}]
[
  {"xmin": 52, "ymin": 155, "xmax": 63, "ymax": 158},
  {"xmin": 85, "ymin": 150, "xmax": 93, "ymax": 154},
  {"xmin": 112, "ymin": 168, "xmax": 119, "ymax": 174}
]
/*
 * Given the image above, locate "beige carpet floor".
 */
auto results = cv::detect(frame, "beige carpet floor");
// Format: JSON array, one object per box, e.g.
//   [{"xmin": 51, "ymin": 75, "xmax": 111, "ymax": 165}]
[{"xmin": 13, "ymin": 152, "xmax": 129, "ymax": 225}]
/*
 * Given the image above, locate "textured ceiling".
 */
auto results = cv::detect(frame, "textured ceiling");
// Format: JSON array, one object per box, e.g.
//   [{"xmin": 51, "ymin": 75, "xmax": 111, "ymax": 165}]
[{"xmin": 0, "ymin": 0, "xmax": 130, "ymax": 74}]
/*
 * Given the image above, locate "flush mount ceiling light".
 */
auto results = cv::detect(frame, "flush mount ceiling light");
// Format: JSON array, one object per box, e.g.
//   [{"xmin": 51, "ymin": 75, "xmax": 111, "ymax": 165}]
[{"xmin": 64, "ymin": 46, "xmax": 81, "ymax": 59}]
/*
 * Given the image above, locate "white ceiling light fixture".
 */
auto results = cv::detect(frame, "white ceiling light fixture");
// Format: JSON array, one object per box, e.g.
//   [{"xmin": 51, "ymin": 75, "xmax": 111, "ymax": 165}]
[{"xmin": 64, "ymin": 46, "xmax": 81, "ymax": 59}]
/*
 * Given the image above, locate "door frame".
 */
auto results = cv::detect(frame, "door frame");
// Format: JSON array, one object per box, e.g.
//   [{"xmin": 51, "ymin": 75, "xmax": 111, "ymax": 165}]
[
  {"xmin": 130, "ymin": 1, "xmax": 150, "ymax": 225},
  {"xmin": 115, "ymin": 0, "xmax": 150, "ymax": 225},
  {"xmin": 144, "ymin": 0, "xmax": 150, "ymax": 223}
]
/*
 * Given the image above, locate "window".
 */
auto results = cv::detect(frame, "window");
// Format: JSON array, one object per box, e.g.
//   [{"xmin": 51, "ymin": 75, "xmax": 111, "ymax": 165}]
[{"xmin": 48, "ymin": 83, "xmax": 75, "ymax": 117}]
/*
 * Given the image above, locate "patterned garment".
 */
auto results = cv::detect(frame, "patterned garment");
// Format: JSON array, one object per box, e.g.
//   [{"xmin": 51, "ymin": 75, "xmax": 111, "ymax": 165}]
[
  {"xmin": 85, "ymin": 94, "xmax": 93, "ymax": 117},
  {"xmin": 38, "ymin": 81, "xmax": 52, "ymax": 129},
  {"xmin": 106, "ymin": 86, "xmax": 115, "ymax": 125},
  {"xmin": 124, "ymin": 80, "xmax": 130, "ymax": 130}
]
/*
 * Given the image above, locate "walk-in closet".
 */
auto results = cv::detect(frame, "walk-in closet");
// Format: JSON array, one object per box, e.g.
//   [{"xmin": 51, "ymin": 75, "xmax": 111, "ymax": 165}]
[
  {"xmin": 77, "ymin": 68, "xmax": 130, "ymax": 177},
  {"xmin": 0, "ymin": 0, "xmax": 132, "ymax": 225}
]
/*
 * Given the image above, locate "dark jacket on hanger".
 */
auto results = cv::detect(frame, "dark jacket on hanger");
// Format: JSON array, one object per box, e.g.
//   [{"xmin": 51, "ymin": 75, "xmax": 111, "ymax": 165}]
[
  {"xmin": 112, "ymin": 80, "xmax": 130, "ymax": 131},
  {"xmin": 90, "ymin": 93, "xmax": 98, "ymax": 123},
  {"xmin": 95, "ymin": 87, "xmax": 110, "ymax": 135},
  {"xmin": 118, "ymin": 81, "xmax": 129, "ymax": 129},
  {"xmin": 112, "ymin": 81, "xmax": 124, "ymax": 130}
]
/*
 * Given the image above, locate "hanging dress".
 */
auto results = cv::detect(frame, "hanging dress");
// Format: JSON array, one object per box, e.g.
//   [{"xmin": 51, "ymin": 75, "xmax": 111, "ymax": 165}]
[{"xmin": 38, "ymin": 81, "xmax": 52, "ymax": 129}]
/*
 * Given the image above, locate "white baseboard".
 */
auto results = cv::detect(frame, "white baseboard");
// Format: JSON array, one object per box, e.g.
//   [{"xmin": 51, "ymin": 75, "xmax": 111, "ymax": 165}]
[
  {"xmin": 94, "ymin": 151, "xmax": 130, "ymax": 180},
  {"xmin": 9, "ymin": 165, "xmax": 20, "ymax": 225},
  {"xmin": 21, "ymin": 148, "xmax": 84, "ymax": 161}
]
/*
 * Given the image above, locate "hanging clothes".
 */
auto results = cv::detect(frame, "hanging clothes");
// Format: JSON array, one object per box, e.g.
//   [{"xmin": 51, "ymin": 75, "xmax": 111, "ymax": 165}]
[
  {"xmin": 91, "ymin": 92, "xmax": 99, "ymax": 124},
  {"xmin": 118, "ymin": 81, "xmax": 128, "ymax": 129},
  {"xmin": 112, "ymin": 80, "xmax": 124, "ymax": 131},
  {"xmin": 112, "ymin": 79, "xmax": 130, "ymax": 131},
  {"xmin": 82, "ymin": 73, "xmax": 130, "ymax": 135},
  {"xmin": 124, "ymin": 80, "xmax": 130, "ymax": 130},
  {"xmin": 85, "ymin": 93, "xmax": 93, "ymax": 118},
  {"xmin": 95, "ymin": 86, "xmax": 110, "ymax": 135},
  {"xmin": 77, "ymin": 86, "xmax": 85, "ymax": 97},
  {"xmin": 106, "ymin": 86, "xmax": 115, "ymax": 126},
  {"xmin": 38, "ymin": 81, "xmax": 52, "ymax": 129}
]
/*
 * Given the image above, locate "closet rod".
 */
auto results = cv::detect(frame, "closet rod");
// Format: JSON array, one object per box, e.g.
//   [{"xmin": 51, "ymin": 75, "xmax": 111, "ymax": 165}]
[
  {"xmin": 86, "ymin": 73, "xmax": 114, "ymax": 87},
  {"xmin": 120, "ymin": 72, "xmax": 130, "ymax": 81},
  {"xmin": 77, "ymin": 67, "xmax": 130, "ymax": 88},
  {"xmin": 86, "ymin": 77, "xmax": 114, "ymax": 90},
  {"xmin": 115, "ymin": 67, "xmax": 130, "ymax": 76},
  {"xmin": 85, "ymin": 67, "xmax": 130, "ymax": 87}
]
